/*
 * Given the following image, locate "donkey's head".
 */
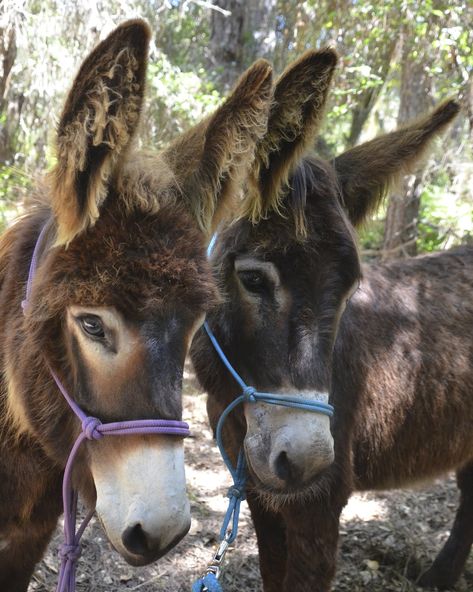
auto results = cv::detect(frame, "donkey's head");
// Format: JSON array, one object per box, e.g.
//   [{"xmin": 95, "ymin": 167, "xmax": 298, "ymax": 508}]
[
  {"xmin": 11, "ymin": 20, "xmax": 272, "ymax": 564},
  {"xmin": 192, "ymin": 49, "xmax": 459, "ymax": 496}
]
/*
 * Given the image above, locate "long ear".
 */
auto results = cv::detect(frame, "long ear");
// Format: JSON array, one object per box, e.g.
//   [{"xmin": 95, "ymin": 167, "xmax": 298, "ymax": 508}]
[
  {"xmin": 247, "ymin": 48, "xmax": 338, "ymax": 219},
  {"xmin": 162, "ymin": 60, "xmax": 273, "ymax": 236},
  {"xmin": 50, "ymin": 20, "xmax": 150, "ymax": 245},
  {"xmin": 334, "ymin": 100, "xmax": 460, "ymax": 226}
]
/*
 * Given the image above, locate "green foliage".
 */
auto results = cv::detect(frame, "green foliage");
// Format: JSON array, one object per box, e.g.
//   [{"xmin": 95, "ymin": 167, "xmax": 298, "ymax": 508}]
[
  {"xmin": 144, "ymin": 56, "xmax": 222, "ymax": 148},
  {"xmin": 155, "ymin": 3, "xmax": 210, "ymax": 72},
  {"xmin": 0, "ymin": 165, "xmax": 29, "ymax": 231},
  {"xmin": 0, "ymin": 0, "xmax": 471, "ymax": 257},
  {"xmin": 358, "ymin": 216, "xmax": 386, "ymax": 256},
  {"xmin": 418, "ymin": 176, "xmax": 473, "ymax": 253}
]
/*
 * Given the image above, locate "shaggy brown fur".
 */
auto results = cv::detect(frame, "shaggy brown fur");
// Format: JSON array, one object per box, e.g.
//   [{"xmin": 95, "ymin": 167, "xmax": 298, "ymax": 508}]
[
  {"xmin": 164, "ymin": 58, "xmax": 273, "ymax": 234},
  {"xmin": 191, "ymin": 51, "xmax": 469, "ymax": 592},
  {"xmin": 244, "ymin": 48, "xmax": 338, "ymax": 232},
  {"xmin": 0, "ymin": 19, "xmax": 274, "ymax": 592},
  {"xmin": 50, "ymin": 21, "xmax": 151, "ymax": 245}
]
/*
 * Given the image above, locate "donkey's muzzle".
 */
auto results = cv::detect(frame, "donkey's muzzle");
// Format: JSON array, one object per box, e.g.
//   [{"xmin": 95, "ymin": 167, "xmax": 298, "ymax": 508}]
[
  {"xmin": 243, "ymin": 391, "xmax": 335, "ymax": 491},
  {"xmin": 89, "ymin": 435, "xmax": 190, "ymax": 564},
  {"xmin": 121, "ymin": 520, "xmax": 190, "ymax": 566}
]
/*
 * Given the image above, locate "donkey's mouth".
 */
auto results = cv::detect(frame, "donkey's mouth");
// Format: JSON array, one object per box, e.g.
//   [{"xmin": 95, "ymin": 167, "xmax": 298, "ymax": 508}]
[
  {"xmin": 98, "ymin": 512, "xmax": 191, "ymax": 566},
  {"xmin": 116, "ymin": 523, "xmax": 191, "ymax": 566},
  {"xmin": 244, "ymin": 444, "xmax": 332, "ymax": 499},
  {"xmin": 245, "ymin": 458, "xmax": 312, "ymax": 495},
  {"xmin": 246, "ymin": 464, "xmax": 334, "ymax": 513}
]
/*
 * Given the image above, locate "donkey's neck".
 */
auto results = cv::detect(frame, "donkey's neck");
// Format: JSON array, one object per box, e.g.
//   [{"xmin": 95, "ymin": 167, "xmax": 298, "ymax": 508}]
[
  {"xmin": 0, "ymin": 387, "xmax": 62, "ymax": 534},
  {"xmin": 0, "ymin": 209, "xmax": 63, "ymax": 532}
]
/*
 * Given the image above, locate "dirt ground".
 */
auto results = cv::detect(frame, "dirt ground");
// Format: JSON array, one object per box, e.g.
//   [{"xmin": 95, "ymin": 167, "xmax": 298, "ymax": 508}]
[{"xmin": 28, "ymin": 368, "xmax": 473, "ymax": 592}]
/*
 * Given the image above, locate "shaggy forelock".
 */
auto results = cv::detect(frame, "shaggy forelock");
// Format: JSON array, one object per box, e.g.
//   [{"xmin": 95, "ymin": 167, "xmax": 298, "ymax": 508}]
[{"xmin": 32, "ymin": 200, "xmax": 218, "ymax": 320}]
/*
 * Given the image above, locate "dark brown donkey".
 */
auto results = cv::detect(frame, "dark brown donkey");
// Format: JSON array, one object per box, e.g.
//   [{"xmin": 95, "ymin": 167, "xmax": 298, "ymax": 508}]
[
  {"xmin": 191, "ymin": 49, "xmax": 471, "ymax": 591},
  {"xmin": 0, "ymin": 19, "xmax": 274, "ymax": 592}
]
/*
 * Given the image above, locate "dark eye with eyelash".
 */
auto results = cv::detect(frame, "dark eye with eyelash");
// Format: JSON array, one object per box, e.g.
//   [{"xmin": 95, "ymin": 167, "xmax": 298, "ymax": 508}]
[
  {"xmin": 238, "ymin": 270, "xmax": 271, "ymax": 294},
  {"xmin": 78, "ymin": 316, "xmax": 105, "ymax": 339}
]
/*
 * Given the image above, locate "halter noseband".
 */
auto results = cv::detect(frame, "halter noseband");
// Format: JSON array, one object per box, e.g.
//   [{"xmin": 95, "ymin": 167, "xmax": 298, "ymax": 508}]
[{"xmin": 22, "ymin": 222, "xmax": 190, "ymax": 592}]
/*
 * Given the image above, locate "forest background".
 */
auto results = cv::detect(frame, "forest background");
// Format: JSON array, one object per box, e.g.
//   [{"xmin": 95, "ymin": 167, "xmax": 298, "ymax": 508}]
[{"xmin": 1, "ymin": 0, "xmax": 472, "ymax": 260}]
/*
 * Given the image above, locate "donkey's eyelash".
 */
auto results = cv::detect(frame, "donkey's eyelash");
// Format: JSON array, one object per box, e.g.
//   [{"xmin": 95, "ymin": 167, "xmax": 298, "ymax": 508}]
[
  {"xmin": 76, "ymin": 315, "xmax": 106, "ymax": 340},
  {"xmin": 237, "ymin": 270, "xmax": 273, "ymax": 294}
]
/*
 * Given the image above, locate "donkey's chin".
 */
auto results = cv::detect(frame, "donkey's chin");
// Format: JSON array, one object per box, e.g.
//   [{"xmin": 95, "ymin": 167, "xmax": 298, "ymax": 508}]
[
  {"xmin": 254, "ymin": 475, "xmax": 334, "ymax": 513},
  {"xmin": 245, "ymin": 456, "xmax": 334, "ymax": 512}
]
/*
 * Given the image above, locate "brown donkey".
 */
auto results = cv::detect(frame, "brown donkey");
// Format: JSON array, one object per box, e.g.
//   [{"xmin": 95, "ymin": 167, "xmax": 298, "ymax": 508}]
[
  {"xmin": 191, "ymin": 50, "xmax": 471, "ymax": 591},
  {"xmin": 0, "ymin": 20, "xmax": 274, "ymax": 592}
]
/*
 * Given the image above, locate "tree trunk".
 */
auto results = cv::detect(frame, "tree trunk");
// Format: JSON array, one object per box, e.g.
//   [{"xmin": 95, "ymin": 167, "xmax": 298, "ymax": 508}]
[
  {"xmin": 0, "ymin": 25, "xmax": 17, "ymax": 165},
  {"xmin": 382, "ymin": 37, "xmax": 432, "ymax": 261},
  {"xmin": 242, "ymin": 0, "xmax": 277, "ymax": 63},
  {"xmin": 209, "ymin": 0, "xmax": 278, "ymax": 90},
  {"xmin": 209, "ymin": 0, "xmax": 245, "ymax": 89},
  {"xmin": 466, "ymin": 74, "xmax": 473, "ymax": 144},
  {"xmin": 346, "ymin": 39, "xmax": 398, "ymax": 148}
]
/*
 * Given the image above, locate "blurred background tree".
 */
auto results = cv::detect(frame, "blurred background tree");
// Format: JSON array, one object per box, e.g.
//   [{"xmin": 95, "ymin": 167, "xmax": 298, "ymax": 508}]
[{"xmin": 0, "ymin": 0, "xmax": 471, "ymax": 258}]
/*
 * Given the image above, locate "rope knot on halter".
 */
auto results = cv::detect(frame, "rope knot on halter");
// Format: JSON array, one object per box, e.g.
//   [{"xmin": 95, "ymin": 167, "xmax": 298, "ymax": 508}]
[
  {"xmin": 242, "ymin": 386, "xmax": 256, "ymax": 402},
  {"xmin": 227, "ymin": 485, "xmax": 245, "ymax": 501},
  {"xmin": 82, "ymin": 416, "xmax": 103, "ymax": 440},
  {"xmin": 59, "ymin": 543, "xmax": 81, "ymax": 562}
]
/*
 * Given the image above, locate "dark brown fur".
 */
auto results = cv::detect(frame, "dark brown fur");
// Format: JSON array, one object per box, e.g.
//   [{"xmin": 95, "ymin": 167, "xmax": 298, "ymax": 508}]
[
  {"xmin": 191, "ymin": 51, "xmax": 470, "ymax": 591},
  {"xmin": 0, "ymin": 20, "xmax": 274, "ymax": 591}
]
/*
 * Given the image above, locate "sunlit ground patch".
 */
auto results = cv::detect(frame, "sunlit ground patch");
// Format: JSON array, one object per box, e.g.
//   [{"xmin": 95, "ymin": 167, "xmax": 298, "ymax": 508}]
[{"xmin": 341, "ymin": 493, "xmax": 388, "ymax": 522}]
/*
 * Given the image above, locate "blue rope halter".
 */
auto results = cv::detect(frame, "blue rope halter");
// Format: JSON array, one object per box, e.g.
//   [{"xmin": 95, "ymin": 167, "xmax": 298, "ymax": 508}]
[{"xmin": 192, "ymin": 238, "xmax": 334, "ymax": 592}]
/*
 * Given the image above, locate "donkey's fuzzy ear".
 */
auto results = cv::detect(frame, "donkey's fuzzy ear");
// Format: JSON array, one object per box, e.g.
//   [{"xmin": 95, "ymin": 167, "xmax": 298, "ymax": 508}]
[
  {"xmin": 334, "ymin": 99, "xmax": 461, "ymax": 226},
  {"xmin": 246, "ymin": 48, "xmax": 338, "ymax": 220},
  {"xmin": 163, "ymin": 59, "xmax": 273, "ymax": 236},
  {"xmin": 50, "ymin": 20, "xmax": 151, "ymax": 245}
]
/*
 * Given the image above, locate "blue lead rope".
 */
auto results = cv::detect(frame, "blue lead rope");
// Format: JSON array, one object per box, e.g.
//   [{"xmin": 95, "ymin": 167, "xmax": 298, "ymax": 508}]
[
  {"xmin": 192, "ymin": 236, "xmax": 334, "ymax": 591},
  {"xmin": 192, "ymin": 574, "xmax": 222, "ymax": 592},
  {"xmin": 192, "ymin": 322, "xmax": 334, "ymax": 592}
]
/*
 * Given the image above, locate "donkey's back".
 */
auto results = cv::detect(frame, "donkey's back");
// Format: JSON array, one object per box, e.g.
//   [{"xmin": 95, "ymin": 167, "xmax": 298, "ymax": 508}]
[{"xmin": 341, "ymin": 246, "xmax": 473, "ymax": 490}]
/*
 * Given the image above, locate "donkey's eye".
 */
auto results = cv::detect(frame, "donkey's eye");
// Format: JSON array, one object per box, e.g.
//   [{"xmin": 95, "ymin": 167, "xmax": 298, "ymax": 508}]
[
  {"xmin": 238, "ymin": 270, "xmax": 269, "ymax": 294},
  {"xmin": 78, "ymin": 316, "xmax": 105, "ymax": 339}
]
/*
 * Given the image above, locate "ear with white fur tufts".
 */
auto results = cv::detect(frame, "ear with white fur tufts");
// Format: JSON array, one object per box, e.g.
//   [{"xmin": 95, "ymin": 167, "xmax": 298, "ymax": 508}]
[
  {"xmin": 245, "ymin": 48, "xmax": 339, "ymax": 221},
  {"xmin": 50, "ymin": 20, "xmax": 151, "ymax": 245},
  {"xmin": 163, "ymin": 59, "xmax": 273, "ymax": 236},
  {"xmin": 333, "ymin": 99, "xmax": 461, "ymax": 226}
]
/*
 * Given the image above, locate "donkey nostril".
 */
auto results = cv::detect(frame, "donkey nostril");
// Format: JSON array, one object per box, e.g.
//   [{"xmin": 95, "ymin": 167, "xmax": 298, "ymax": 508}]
[
  {"xmin": 122, "ymin": 523, "xmax": 151, "ymax": 556},
  {"xmin": 274, "ymin": 450, "xmax": 302, "ymax": 484}
]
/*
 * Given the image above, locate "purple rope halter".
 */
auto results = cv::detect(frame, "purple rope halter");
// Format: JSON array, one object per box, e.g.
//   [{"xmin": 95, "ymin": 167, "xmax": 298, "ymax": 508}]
[{"xmin": 22, "ymin": 222, "xmax": 190, "ymax": 592}]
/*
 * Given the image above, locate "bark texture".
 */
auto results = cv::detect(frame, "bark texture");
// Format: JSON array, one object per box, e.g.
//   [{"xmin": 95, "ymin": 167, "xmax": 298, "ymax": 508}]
[
  {"xmin": 382, "ymin": 37, "xmax": 432, "ymax": 260},
  {"xmin": 0, "ymin": 25, "xmax": 17, "ymax": 165}
]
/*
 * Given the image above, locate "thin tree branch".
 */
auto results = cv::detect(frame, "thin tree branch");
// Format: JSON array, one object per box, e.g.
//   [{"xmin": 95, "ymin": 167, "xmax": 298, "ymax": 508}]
[{"xmin": 189, "ymin": 0, "xmax": 232, "ymax": 16}]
